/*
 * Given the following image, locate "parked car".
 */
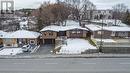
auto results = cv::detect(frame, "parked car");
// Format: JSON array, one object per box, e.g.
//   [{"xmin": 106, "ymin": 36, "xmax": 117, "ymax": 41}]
[
  {"xmin": 0, "ymin": 45, "xmax": 3, "ymax": 48},
  {"xmin": 22, "ymin": 45, "xmax": 32, "ymax": 52}
]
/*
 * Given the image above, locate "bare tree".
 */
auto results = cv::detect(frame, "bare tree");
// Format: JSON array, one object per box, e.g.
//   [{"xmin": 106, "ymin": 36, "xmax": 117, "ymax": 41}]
[
  {"xmin": 81, "ymin": 0, "xmax": 96, "ymax": 20},
  {"xmin": 112, "ymin": 3, "xmax": 128, "ymax": 23},
  {"xmin": 63, "ymin": 0, "xmax": 96, "ymax": 25}
]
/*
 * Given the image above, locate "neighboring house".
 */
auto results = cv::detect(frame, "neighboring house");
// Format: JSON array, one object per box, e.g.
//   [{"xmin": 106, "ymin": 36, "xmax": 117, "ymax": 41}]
[
  {"xmin": 86, "ymin": 24, "xmax": 130, "ymax": 39},
  {"xmin": 91, "ymin": 19, "xmax": 128, "ymax": 27},
  {"xmin": 85, "ymin": 24, "xmax": 112, "ymax": 39},
  {"xmin": 1, "ymin": 30, "xmax": 40, "ymax": 47},
  {"xmin": 40, "ymin": 25, "xmax": 89, "ymax": 44},
  {"xmin": 85, "ymin": 24, "xmax": 130, "ymax": 53},
  {"xmin": 103, "ymin": 26, "xmax": 130, "ymax": 38},
  {"xmin": 80, "ymin": 10, "xmax": 113, "ymax": 20},
  {"xmin": 92, "ymin": 10, "xmax": 113, "ymax": 20},
  {"xmin": 0, "ymin": 30, "xmax": 7, "ymax": 46}
]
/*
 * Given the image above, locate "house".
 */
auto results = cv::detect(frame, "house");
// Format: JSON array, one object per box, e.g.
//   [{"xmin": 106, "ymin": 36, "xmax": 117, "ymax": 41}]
[
  {"xmin": 103, "ymin": 26, "xmax": 130, "ymax": 38},
  {"xmin": 1, "ymin": 30, "xmax": 40, "ymax": 47},
  {"xmin": 85, "ymin": 24, "xmax": 130, "ymax": 53},
  {"xmin": 80, "ymin": 10, "xmax": 113, "ymax": 20},
  {"xmin": 86, "ymin": 24, "xmax": 130, "ymax": 39},
  {"xmin": 0, "ymin": 30, "xmax": 7, "ymax": 46},
  {"xmin": 91, "ymin": 19, "xmax": 128, "ymax": 27},
  {"xmin": 40, "ymin": 25, "xmax": 89, "ymax": 44},
  {"xmin": 85, "ymin": 24, "xmax": 112, "ymax": 39},
  {"xmin": 92, "ymin": 10, "xmax": 113, "ymax": 20}
]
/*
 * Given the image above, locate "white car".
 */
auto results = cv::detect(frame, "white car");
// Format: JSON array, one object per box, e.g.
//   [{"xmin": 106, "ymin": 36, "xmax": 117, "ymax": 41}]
[{"xmin": 22, "ymin": 45, "xmax": 31, "ymax": 52}]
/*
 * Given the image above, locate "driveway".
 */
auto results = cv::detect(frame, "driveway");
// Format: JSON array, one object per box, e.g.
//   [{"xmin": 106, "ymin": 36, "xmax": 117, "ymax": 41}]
[{"xmin": 33, "ymin": 44, "xmax": 55, "ymax": 55}]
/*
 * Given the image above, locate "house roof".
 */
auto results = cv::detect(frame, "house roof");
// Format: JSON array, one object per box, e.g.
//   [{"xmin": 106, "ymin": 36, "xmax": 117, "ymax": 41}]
[
  {"xmin": 104, "ymin": 26, "xmax": 130, "ymax": 32},
  {"xmin": 65, "ymin": 20, "xmax": 80, "ymax": 26},
  {"xmin": 91, "ymin": 19, "xmax": 128, "ymax": 27},
  {"xmin": 85, "ymin": 24, "xmax": 102, "ymax": 31},
  {"xmin": 85, "ymin": 24, "xmax": 130, "ymax": 32},
  {"xmin": 1, "ymin": 30, "xmax": 40, "ymax": 39},
  {"xmin": 0, "ymin": 30, "xmax": 7, "ymax": 38},
  {"xmin": 40, "ymin": 25, "xmax": 88, "ymax": 32}
]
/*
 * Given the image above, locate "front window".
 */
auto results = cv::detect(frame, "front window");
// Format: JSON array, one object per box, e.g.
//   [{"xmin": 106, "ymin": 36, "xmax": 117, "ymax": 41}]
[
  {"xmin": 111, "ymin": 32, "xmax": 116, "ymax": 36},
  {"xmin": 30, "ymin": 40, "xmax": 35, "ymax": 44},
  {"xmin": 97, "ymin": 31, "xmax": 104, "ymax": 35}
]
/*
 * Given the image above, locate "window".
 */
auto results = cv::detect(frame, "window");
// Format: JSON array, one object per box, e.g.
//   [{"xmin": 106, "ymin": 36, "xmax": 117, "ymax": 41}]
[
  {"xmin": 98, "ymin": 31, "xmax": 101, "ymax": 35},
  {"xmin": 44, "ymin": 32, "xmax": 53, "ymax": 36},
  {"xmin": 57, "ymin": 31, "xmax": 66, "ymax": 36},
  {"xmin": 77, "ymin": 31, "xmax": 81, "ymax": 33},
  {"xmin": 118, "ymin": 32, "xmax": 128, "ymax": 37},
  {"xmin": 98, "ymin": 11, "xmax": 101, "ymax": 13},
  {"xmin": 44, "ymin": 33, "xmax": 47, "ymax": 36},
  {"xmin": 30, "ymin": 40, "xmax": 35, "ymax": 44},
  {"xmin": 97, "ymin": 31, "xmax": 104, "ymax": 35},
  {"xmin": 111, "ymin": 32, "xmax": 116, "ymax": 36},
  {"xmin": 0, "ymin": 35, "xmax": 3, "ymax": 37},
  {"xmin": 72, "ymin": 31, "xmax": 76, "ymax": 33},
  {"xmin": 5, "ymin": 38, "xmax": 12, "ymax": 43},
  {"xmin": 71, "ymin": 30, "xmax": 81, "ymax": 34},
  {"xmin": 49, "ymin": 32, "xmax": 53, "ymax": 36}
]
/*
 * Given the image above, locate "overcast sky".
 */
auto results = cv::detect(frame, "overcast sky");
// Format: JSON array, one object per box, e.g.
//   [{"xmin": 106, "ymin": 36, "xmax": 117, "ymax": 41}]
[{"xmin": 14, "ymin": 0, "xmax": 130, "ymax": 9}]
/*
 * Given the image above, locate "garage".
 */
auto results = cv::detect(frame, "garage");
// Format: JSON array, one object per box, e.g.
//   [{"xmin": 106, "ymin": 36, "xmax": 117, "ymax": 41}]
[{"xmin": 44, "ymin": 39, "xmax": 55, "ymax": 44}]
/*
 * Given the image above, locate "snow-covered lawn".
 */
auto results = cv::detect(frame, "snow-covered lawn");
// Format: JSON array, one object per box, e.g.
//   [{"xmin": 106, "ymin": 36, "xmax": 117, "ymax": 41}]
[
  {"xmin": 58, "ymin": 39, "xmax": 97, "ymax": 54},
  {"xmin": 0, "ymin": 48, "xmax": 22, "ymax": 55},
  {"xmin": 94, "ymin": 39, "xmax": 116, "ymax": 43}
]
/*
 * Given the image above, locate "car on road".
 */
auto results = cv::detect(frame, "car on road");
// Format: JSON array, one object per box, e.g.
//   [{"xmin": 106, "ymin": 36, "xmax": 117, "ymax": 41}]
[{"xmin": 22, "ymin": 45, "xmax": 32, "ymax": 52}]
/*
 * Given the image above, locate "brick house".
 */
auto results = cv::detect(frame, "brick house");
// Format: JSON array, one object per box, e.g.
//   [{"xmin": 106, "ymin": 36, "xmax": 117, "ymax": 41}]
[
  {"xmin": 1, "ymin": 30, "xmax": 40, "ymax": 47},
  {"xmin": 85, "ymin": 24, "xmax": 112, "ymax": 39},
  {"xmin": 86, "ymin": 24, "xmax": 130, "ymax": 39},
  {"xmin": 40, "ymin": 25, "xmax": 89, "ymax": 44},
  {"xmin": 0, "ymin": 30, "xmax": 7, "ymax": 46}
]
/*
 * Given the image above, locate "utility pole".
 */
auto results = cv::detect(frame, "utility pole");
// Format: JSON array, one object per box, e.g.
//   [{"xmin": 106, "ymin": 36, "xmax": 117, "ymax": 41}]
[{"xmin": 99, "ymin": 12, "xmax": 104, "ymax": 53}]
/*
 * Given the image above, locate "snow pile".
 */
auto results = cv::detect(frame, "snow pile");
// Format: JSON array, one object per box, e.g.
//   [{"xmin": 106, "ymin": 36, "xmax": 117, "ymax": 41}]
[
  {"xmin": 0, "ymin": 48, "xmax": 22, "ymax": 55},
  {"xmin": 58, "ymin": 39, "xmax": 97, "ymax": 54}
]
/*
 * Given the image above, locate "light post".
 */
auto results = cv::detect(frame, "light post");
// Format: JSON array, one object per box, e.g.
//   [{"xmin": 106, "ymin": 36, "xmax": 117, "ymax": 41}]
[{"xmin": 99, "ymin": 12, "xmax": 105, "ymax": 53}]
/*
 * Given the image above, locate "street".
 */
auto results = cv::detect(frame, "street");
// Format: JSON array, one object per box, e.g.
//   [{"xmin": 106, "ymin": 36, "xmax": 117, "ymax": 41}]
[{"xmin": 0, "ymin": 58, "xmax": 130, "ymax": 73}]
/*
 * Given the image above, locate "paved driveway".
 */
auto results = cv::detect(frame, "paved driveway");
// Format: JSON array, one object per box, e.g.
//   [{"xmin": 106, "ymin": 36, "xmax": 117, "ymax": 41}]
[{"xmin": 34, "ymin": 44, "xmax": 55, "ymax": 55}]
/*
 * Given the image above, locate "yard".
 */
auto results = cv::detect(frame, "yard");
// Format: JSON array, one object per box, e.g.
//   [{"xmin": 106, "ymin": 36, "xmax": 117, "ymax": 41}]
[
  {"xmin": 56, "ymin": 39, "xmax": 97, "ymax": 54},
  {"xmin": 0, "ymin": 48, "xmax": 22, "ymax": 55}
]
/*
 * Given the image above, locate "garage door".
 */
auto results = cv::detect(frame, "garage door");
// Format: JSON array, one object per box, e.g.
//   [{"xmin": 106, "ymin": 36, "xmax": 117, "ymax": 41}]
[{"xmin": 44, "ymin": 39, "xmax": 55, "ymax": 44}]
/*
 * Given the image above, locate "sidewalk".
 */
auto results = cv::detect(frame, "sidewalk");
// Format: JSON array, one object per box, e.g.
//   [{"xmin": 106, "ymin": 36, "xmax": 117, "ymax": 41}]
[{"xmin": 1, "ymin": 54, "xmax": 130, "ymax": 59}]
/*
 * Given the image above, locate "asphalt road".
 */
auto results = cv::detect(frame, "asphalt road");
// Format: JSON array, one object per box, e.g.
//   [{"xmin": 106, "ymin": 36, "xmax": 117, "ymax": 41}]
[{"xmin": 0, "ymin": 58, "xmax": 130, "ymax": 73}]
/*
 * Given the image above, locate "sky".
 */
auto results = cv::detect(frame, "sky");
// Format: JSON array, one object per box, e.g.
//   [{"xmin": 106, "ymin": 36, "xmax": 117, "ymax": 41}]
[{"xmin": 13, "ymin": 0, "xmax": 130, "ymax": 9}]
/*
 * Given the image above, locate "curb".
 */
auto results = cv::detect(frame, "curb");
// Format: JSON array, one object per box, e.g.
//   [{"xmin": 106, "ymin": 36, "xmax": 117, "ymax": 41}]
[{"xmin": 1, "ymin": 54, "xmax": 130, "ymax": 59}]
